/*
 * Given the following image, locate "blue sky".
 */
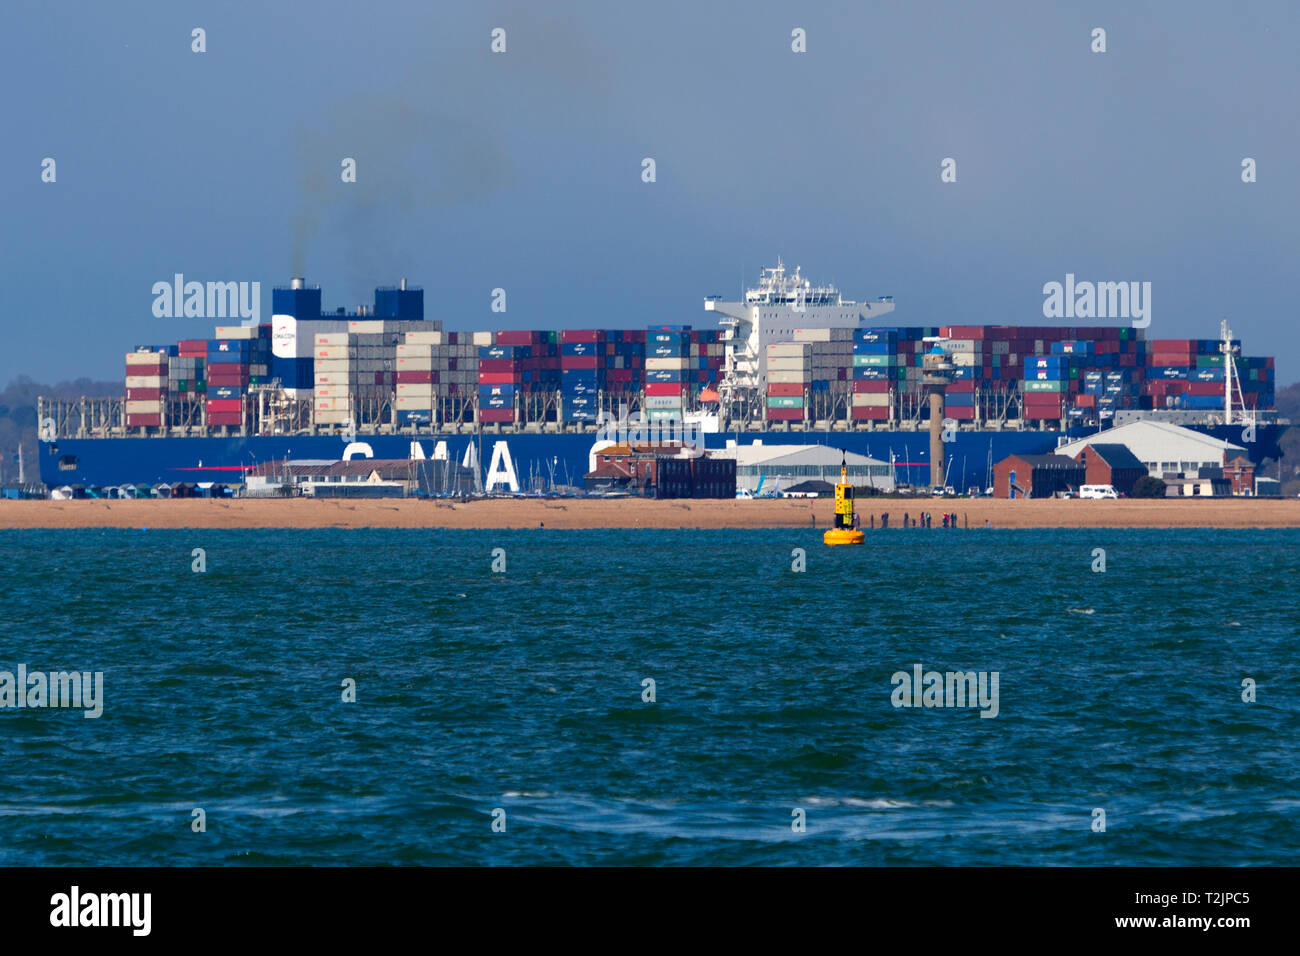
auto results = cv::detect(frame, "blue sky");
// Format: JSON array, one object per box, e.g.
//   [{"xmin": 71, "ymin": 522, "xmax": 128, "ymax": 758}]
[{"xmin": 2, "ymin": 1, "xmax": 1297, "ymax": 382}]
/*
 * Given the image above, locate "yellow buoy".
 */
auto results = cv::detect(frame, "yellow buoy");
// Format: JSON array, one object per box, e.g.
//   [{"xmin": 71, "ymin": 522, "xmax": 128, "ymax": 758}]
[{"xmin": 823, "ymin": 453, "xmax": 865, "ymax": 545}]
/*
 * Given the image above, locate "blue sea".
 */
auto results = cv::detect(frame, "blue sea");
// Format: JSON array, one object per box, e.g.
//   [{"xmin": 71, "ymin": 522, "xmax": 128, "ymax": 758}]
[{"xmin": 1, "ymin": 528, "xmax": 1296, "ymax": 866}]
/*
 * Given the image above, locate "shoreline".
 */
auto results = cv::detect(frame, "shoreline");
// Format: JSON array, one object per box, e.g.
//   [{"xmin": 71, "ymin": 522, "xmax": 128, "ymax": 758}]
[{"xmin": 3, "ymin": 497, "xmax": 1300, "ymax": 530}]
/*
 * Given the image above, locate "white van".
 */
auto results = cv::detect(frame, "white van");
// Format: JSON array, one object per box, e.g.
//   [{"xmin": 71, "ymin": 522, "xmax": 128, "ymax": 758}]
[{"xmin": 1079, "ymin": 484, "xmax": 1118, "ymax": 499}]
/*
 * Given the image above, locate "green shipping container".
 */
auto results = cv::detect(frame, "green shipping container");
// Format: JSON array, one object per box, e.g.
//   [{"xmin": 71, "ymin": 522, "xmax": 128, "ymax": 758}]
[
  {"xmin": 767, "ymin": 396, "xmax": 804, "ymax": 408},
  {"xmin": 1197, "ymin": 355, "xmax": 1224, "ymax": 368},
  {"xmin": 853, "ymin": 354, "xmax": 897, "ymax": 367},
  {"xmin": 1023, "ymin": 380, "xmax": 1065, "ymax": 393}
]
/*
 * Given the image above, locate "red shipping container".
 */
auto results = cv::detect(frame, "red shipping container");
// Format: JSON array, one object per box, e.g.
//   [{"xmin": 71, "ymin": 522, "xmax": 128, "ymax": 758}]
[
  {"xmin": 177, "ymin": 339, "xmax": 206, "ymax": 351},
  {"xmin": 1188, "ymin": 381, "xmax": 1225, "ymax": 396},
  {"xmin": 851, "ymin": 406, "xmax": 889, "ymax": 420},
  {"xmin": 766, "ymin": 407, "xmax": 803, "ymax": 421},
  {"xmin": 206, "ymin": 413, "xmax": 241, "ymax": 426},
  {"xmin": 125, "ymin": 414, "xmax": 162, "ymax": 427},
  {"xmin": 767, "ymin": 383, "xmax": 804, "ymax": 397},
  {"xmin": 477, "ymin": 358, "xmax": 517, "ymax": 373},
  {"xmin": 397, "ymin": 370, "xmax": 433, "ymax": 384},
  {"xmin": 205, "ymin": 399, "xmax": 242, "ymax": 413},
  {"xmin": 646, "ymin": 382, "xmax": 684, "ymax": 396},
  {"xmin": 852, "ymin": 379, "xmax": 890, "ymax": 394},
  {"xmin": 478, "ymin": 372, "xmax": 520, "ymax": 385},
  {"xmin": 1075, "ymin": 393, "xmax": 1097, "ymax": 408},
  {"xmin": 495, "ymin": 330, "xmax": 539, "ymax": 346},
  {"xmin": 126, "ymin": 388, "xmax": 167, "ymax": 400},
  {"xmin": 479, "ymin": 408, "xmax": 515, "ymax": 423},
  {"xmin": 560, "ymin": 330, "xmax": 603, "ymax": 343},
  {"xmin": 948, "ymin": 380, "xmax": 975, "ymax": 393},
  {"xmin": 947, "ymin": 407, "xmax": 976, "ymax": 420},
  {"xmin": 561, "ymin": 355, "xmax": 599, "ymax": 370}
]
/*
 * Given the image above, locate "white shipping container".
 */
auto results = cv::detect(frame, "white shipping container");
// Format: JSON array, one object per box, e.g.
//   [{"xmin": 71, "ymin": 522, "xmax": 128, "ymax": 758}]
[
  {"xmin": 767, "ymin": 370, "xmax": 810, "ymax": 384},
  {"xmin": 315, "ymin": 346, "xmax": 356, "ymax": 361},
  {"xmin": 472, "ymin": 331, "xmax": 494, "ymax": 346},
  {"xmin": 314, "ymin": 385, "xmax": 352, "ymax": 399},
  {"xmin": 644, "ymin": 396, "xmax": 684, "ymax": 409},
  {"xmin": 314, "ymin": 359, "xmax": 355, "ymax": 375},
  {"xmin": 214, "ymin": 326, "xmax": 259, "ymax": 339},
  {"xmin": 396, "ymin": 343, "xmax": 435, "ymax": 357},
  {"xmin": 125, "ymin": 400, "xmax": 162, "ymax": 413},
  {"xmin": 396, "ymin": 384, "xmax": 434, "ymax": 398},
  {"xmin": 315, "ymin": 411, "xmax": 353, "ymax": 424},
  {"xmin": 315, "ymin": 332, "xmax": 351, "ymax": 347},
  {"xmin": 767, "ymin": 343, "xmax": 810, "ymax": 357},
  {"xmin": 852, "ymin": 393, "xmax": 890, "ymax": 407},
  {"xmin": 396, "ymin": 356, "xmax": 434, "ymax": 371},
  {"xmin": 395, "ymin": 395, "xmax": 435, "ymax": 409},
  {"xmin": 767, "ymin": 358, "xmax": 813, "ymax": 372},
  {"xmin": 645, "ymin": 357, "xmax": 689, "ymax": 370},
  {"xmin": 125, "ymin": 375, "xmax": 165, "ymax": 389},
  {"xmin": 949, "ymin": 353, "xmax": 976, "ymax": 367},
  {"xmin": 315, "ymin": 398, "xmax": 353, "ymax": 412},
  {"xmin": 403, "ymin": 331, "xmax": 443, "ymax": 345},
  {"xmin": 313, "ymin": 372, "xmax": 358, "ymax": 386},
  {"xmin": 125, "ymin": 352, "xmax": 168, "ymax": 366}
]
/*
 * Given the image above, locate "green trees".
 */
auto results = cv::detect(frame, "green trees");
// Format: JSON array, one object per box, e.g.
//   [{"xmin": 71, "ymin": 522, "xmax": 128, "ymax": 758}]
[{"xmin": 1130, "ymin": 475, "xmax": 1166, "ymax": 498}]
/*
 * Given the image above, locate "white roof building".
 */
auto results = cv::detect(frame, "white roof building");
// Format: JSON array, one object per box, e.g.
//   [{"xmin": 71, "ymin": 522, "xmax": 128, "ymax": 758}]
[
  {"xmin": 1055, "ymin": 421, "xmax": 1247, "ymax": 478},
  {"xmin": 715, "ymin": 442, "xmax": 894, "ymax": 494}
]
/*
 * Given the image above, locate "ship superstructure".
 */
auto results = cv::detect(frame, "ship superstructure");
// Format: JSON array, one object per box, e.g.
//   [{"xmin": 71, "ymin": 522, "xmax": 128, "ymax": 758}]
[{"xmin": 705, "ymin": 260, "xmax": 895, "ymax": 422}]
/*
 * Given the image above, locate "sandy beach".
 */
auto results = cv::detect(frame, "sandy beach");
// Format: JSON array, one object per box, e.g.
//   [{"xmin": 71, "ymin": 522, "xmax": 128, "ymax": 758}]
[{"xmin": 2, "ymin": 496, "xmax": 1299, "ymax": 530}]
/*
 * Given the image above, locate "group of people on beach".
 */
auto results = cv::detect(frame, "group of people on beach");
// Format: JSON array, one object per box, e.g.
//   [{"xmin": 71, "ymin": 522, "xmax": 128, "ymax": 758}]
[{"xmin": 843, "ymin": 511, "xmax": 969, "ymax": 529}]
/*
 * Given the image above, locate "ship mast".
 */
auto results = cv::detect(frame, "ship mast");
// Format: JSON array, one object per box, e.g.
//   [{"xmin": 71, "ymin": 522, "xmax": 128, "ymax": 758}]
[{"xmin": 1219, "ymin": 319, "xmax": 1253, "ymax": 428}]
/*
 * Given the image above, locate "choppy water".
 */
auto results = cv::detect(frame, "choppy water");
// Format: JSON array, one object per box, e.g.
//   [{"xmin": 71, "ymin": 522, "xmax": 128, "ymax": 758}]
[{"xmin": 1, "ymin": 527, "xmax": 1296, "ymax": 865}]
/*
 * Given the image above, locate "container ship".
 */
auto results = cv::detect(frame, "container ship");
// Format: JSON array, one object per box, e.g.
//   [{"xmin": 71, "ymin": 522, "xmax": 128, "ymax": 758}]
[{"xmin": 37, "ymin": 264, "xmax": 1287, "ymax": 493}]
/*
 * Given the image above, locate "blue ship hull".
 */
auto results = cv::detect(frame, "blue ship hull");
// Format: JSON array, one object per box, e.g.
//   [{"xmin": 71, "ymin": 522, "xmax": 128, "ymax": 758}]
[{"xmin": 38, "ymin": 424, "xmax": 1288, "ymax": 492}]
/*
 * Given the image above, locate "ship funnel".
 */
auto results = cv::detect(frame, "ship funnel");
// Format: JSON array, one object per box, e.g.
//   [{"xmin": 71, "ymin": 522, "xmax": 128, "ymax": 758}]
[{"xmin": 290, "ymin": 276, "xmax": 305, "ymax": 290}]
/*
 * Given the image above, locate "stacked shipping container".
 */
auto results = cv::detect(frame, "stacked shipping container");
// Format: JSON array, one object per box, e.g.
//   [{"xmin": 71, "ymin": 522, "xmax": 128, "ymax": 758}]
[
  {"xmin": 478, "ymin": 331, "xmax": 561, "ymax": 424},
  {"xmin": 205, "ymin": 327, "xmax": 268, "ymax": 428},
  {"xmin": 394, "ymin": 330, "xmax": 478, "ymax": 425},
  {"xmin": 766, "ymin": 342, "xmax": 809, "ymax": 422},
  {"xmin": 124, "ymin": 348, "xmax": 170, "ymax": 427}
]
